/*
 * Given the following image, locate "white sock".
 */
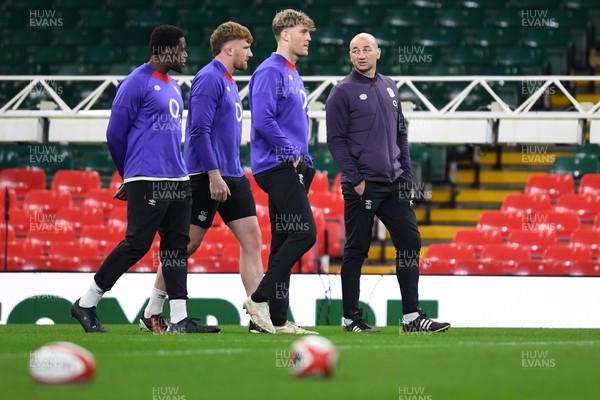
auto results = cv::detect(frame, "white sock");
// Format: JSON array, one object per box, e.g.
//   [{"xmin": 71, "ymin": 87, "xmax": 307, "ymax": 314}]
[
  {"xmin": 169, "ymin": 299, "xmax": 187, "ymax": 324},
  {"xmin": 79, "ymin": 281, "xmax": 104, "ymax": 308},
  {"xmin": 144, "ymin": 287, "xmax": 168, "ymax": 318},
  {"xmin": 344, "ymin": 318, "xmax": 354, "ymax": 326},
  {"xmin": 403, "ymin": 312, "xmax": 419, "ymax": 323}
]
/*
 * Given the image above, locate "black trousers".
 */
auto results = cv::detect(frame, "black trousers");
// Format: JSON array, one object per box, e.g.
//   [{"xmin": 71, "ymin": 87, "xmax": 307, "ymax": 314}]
[
  {"xmin": 254, "ymin": 162, "xmax": 316, "ymax": 326},
  {"xmin": 94, "ymin": 180, "xmax": 192, "ymax": 300},
  {"xmin": 341, "ymin": 175, "xmax": 421, "ymax": 318}
]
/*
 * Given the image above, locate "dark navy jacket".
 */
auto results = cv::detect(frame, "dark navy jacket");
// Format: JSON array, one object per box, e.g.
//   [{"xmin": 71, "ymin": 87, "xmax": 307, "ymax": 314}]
[{"xmin": 326, "ymin": 69, "xmax": 412, "ymax": 186}]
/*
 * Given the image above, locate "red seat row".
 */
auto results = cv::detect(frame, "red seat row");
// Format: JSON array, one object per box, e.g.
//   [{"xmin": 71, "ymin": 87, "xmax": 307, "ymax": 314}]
[
  {"xmin": 525, "ymin": 173, "xmax": 600, "ymax": 200},
  {"xmin": 502, "ymin": 193, "xmax": 600, "ymax": 223},
  {"xmin": 422, "ymin": 243, "xmax": 600, "ymax": 276}
]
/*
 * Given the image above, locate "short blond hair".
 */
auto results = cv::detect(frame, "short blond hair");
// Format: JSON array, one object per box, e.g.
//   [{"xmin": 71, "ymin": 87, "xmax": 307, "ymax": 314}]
[
  {"xmin": 272, "ymin": 9, "xmax": 315, "ymax": 39},
  {"xmin": 210, "ymin": 21, "xmax": 253, "ymax": 57}
]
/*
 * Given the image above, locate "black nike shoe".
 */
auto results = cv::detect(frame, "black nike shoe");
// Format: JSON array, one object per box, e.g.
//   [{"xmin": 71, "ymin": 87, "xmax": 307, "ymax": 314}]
[
  {"xmin": 402, "ymin": 308, "xmax": 451, "ymax": 333},
  {"xmin": 167, "ymin": 317, "xmax": 221, "ymax": 334},
  {"xmin": 71, "ymin": 298, "xmax": 107, "ymax": 333},
  {"xmin": 343, "ymin": 308, "xmax": 380, "ymax": 333}
]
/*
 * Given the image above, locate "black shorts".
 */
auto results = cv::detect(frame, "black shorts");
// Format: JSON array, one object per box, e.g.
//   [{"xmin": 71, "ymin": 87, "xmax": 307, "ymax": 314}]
[{"xmin": 189, "ymin": 173, "xmax": 257, "ymax": 228}]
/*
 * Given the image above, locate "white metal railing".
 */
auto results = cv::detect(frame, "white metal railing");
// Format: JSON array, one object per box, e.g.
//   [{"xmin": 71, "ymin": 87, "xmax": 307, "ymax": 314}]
[
  {"xmin": 1, "ymin": 75, "xmax": 599, "ymax": 144},
  {"xmin": 1, "ymin": 75, "xmax": 600, "ymax": 116}
]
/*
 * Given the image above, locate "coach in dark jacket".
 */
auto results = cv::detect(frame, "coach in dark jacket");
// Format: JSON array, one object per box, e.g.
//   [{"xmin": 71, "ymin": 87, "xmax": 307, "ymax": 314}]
[{"xmin": 326, "ymin": 32, "xmax": 450, "ymax": 333}]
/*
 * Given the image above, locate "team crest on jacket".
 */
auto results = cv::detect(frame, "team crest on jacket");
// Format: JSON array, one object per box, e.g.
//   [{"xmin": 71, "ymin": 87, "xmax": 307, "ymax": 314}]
[
  {"xmin": 387, "ymin": 87, "xmax": 395, "ymax": 98},
  {"xmin": 359, "ymin": 94, "xmax": 367, "ymax": 100}
]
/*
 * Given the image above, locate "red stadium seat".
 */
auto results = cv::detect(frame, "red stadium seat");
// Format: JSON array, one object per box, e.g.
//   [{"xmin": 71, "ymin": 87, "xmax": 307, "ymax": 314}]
[
  {"xmin": 453, "ymin": 229, "xmax": 503, "ymax": 256},
  {"xmin": 28, "ymin": 221, "xmax": 76, "ymax": 254},
  {"xmin": 421, "ymin": 244, "xmax": 475, "ymax": 275},
  {"xmin": 0, "ymin": 188, "xmax": 17, "ymax": 212},
  {"xmin": 501, "ymin": 193, "xmax": 551, "ymax": 214},
  {"xmin": 84, "ymin": 188, "xmax": 126, "ymax": 219},
  {"xmin": 56, "ymin": 207, "xmax": 104, "ymax": 236},
  {"xmin": 578, "ymin": 173, "xmax": 600, "ymax": 195},
  {"xmin": 253, "ymin": 189, "xmax": 268, "ymax": 207},
  {"xmin": 0, "ymin": 224, "xmax": 16, "ymax": 242},
  {"xmin": 296, "ymin": 244, "xmax": 319, "ymax": 273},
  {"xmin": 3, "ymin": 240, "xmax": 48, "ymax": 271},
  {"xmin": 523, "ymin": 210, "xmax": 580, "ymax": 240},
  {"xmin": 309, "ymin": 191, "xmax": 344, "ymax": 220},
  {"xmin": 49, "ymin": 241, "xmax": 103, "ymax": 272},
  {"xmin": 110, "ymin": 170, "xmax": 122, "ymax": 192},
  {"xmin": 212, "ymin": 212, "xmax": 224, "ymax": 227},
  {"xmin": 324, "ymin": 219, "xmax": 344, "ymax": 258},
  {"xmin": 507, "ymin": 229, "xmax": 557, "ymax": 258},
  {"xmin": 524, "ymin": 174, "xmax": 574, "ymax": 202},
  {"xmin": 570, "ymin": 230, "xmax": 600, "ymax": 258},
  {"xmin": 473, "ymin": 244, "xmax": 533, "ymax": 275},
  {"xmin": 476, "ymin": 211, "xmax": 525, "ymax": 237},
  {"xmin": 309, "ymin": 191, "xmax": 345, "ymax": 258},
  {"xmin": 260, "ymin": 243, "xmax": 269, "ymax": 272},
  {"xmin": 51, "ymin": 170, "xmax": 101, "ymax": 196},
  {"xmin": 309, "ymin": 172, "xmax": 330, "ymax": 192},
  {"xmin": 188, "ymin": 242, "xmax": 239, "ymax": 273},
  {"xmin": 82, "ymin": 223, "xmax": 128, "ymax": 246},
  {"xmin": 128, "ymin": 251, "xmax": 159, "ymax": 273},
  {"xmin": 0, "ymin": 168, "xmax": 46, "ymax": 200},
  {"xmin": 216, "ymin": 243, "xmax": 241, "ymax": 272},
  {"xmin": 188, "ymin": 243, "xmax": 217, "ymax": 273},
  {"xmin": 108, "ymin": 207, "xmax": 127, "ymax": 223},
  {"xmin": 255, "ymin": 204, "xmax": 271, "ymax": 245},
  {"xmin": 544, "ymin": 244, "xmax": 597, "ymax": 276},
  {"xmin": 25, "ymin": 189, "xmax": 72, "ymax": 214},
  {"xmin": 204, "ymin": 226, "xmax": 237, "ymax": 247},
  {"xmin": 312, "ymin": 206, "xmax": 327, "ymax": 256},
  {"xmin": 6, "ymin": 208, "xmax": 31, "ymax": 238},
  {"xmin": 554, "ymin": 193, "xmax": 600, "ymax": 223},
  {"xmin": 332, "ymin": 173, "xmax": 342, "ymax": 197}
]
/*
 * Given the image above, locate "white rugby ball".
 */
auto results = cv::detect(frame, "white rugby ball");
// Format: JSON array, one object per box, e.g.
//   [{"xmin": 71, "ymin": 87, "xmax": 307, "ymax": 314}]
[{"xmin": 29, "ymin": 342, "xmax": 96, "ymax": 385}]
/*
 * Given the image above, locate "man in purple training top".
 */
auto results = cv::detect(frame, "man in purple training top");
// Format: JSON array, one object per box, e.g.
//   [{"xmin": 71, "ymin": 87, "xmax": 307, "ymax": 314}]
[
  {"xmin": 326, "ymin": 33, "xmax": 451, "ymax": 333},
  {"xmin": 242, "ymin": 9, "xmax": 318, "ymax": 335},
  {"xmin": 71, "ymin": 25, "xmax": 217, "ymax": 334},
  {"xmin": 139, "ymin": 22, "xmax": 264, "ymax": 334}
]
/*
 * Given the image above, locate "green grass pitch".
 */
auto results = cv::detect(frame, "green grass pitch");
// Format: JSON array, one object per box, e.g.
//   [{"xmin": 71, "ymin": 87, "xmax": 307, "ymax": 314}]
[{"xmin": 0, "ymin": 325, "xmax": 598, "ymax": 400}]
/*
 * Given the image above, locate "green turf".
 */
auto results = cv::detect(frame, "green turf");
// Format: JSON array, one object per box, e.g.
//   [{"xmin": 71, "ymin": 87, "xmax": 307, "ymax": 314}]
[{"xmin": 0, "ymin": 325, "xmax": 598, "ymax": 400}]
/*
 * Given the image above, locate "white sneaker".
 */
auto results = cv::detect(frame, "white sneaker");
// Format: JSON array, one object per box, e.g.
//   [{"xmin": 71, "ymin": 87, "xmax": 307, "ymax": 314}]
[
  {"xmin": 274, "ymin": 321, "xmax": 319, "ymax": 335},
  {"xmin": 243, "ymin": 297, "xmax": 276, "ymax": 334}
]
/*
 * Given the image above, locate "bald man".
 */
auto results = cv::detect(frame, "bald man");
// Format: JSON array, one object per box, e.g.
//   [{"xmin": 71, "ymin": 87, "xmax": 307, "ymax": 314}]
[{"xmin": 326, "ymin": 33, "xmax": 450, "ymax": 333}]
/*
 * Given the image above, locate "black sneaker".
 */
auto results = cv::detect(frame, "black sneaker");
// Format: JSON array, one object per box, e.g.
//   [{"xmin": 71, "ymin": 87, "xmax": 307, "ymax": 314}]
[
  {"xmin": 343, "ymin": 308, "xmax": 380, "ymax": 333},
  {"xmin": 71, "ymin": 298, "xmax": 107, "ymax": 333},
  {"xmin": 402, "ymin": 308, "xmax": 451, "ymax": 333},
  {"xmin": 167, "ymin": 317, "xmax": 221, "ymax": 334},
  {"xmin": 139, "ymin": 313, "xmax": 169, "ymax": 333},
  {"xmin": 248, "ymin": 320, "xmax": 268, "ymax": 334}
]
